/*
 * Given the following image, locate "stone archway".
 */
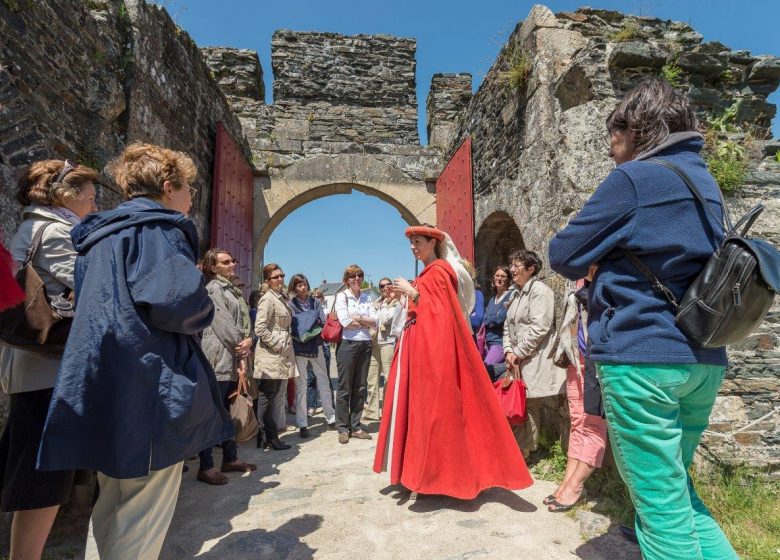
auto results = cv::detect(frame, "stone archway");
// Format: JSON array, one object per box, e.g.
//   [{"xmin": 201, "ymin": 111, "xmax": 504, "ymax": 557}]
[
  {"xmin": 253, "ymin": 154, "xmax": 436, "ymax": 277},
  {"xmin": 475, "ymin": 211, "xmax": 524, "ymax": 290}
]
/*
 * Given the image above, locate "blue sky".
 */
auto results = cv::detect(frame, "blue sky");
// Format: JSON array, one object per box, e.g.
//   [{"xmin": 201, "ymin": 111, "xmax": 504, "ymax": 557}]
[{"xmin": 168, "ymin": 0, "xmax": 780, "ymax": 285}]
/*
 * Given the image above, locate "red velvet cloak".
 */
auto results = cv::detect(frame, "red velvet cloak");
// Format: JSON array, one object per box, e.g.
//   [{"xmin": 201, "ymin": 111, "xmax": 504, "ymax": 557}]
[{"xmin": 372, "ymin": 259, "xmax": 533, "ymax": 499}]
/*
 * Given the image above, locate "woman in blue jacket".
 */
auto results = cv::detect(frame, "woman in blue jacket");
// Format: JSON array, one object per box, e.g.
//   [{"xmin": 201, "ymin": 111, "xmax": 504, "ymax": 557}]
[
  {"xmin": 549, "ymin": 79, "xmax": 736, "ymax": 559},
  {"xmin": 38, "ymin": 143, "xmax": 234, "ymax": 560}
]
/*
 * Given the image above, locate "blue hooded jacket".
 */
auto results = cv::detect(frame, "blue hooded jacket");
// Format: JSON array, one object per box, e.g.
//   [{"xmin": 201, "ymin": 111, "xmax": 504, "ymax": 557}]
[
  {"xmin": 548, "ymin": 134, "xmax": 727, "ymax": 366},
  {"xmin": 38, "ymin": 198, "xmax": 234, "ymax": 478}
]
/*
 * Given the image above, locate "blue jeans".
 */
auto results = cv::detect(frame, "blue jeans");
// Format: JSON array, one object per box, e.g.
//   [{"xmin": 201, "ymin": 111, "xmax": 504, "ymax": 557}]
[
  {"xmin": 598, "ymin": 363, "xmax": 737, "ymax": 560},
  {"xmin": 306, "ymin": 364, "xmax": 320, "ymax": 409}
]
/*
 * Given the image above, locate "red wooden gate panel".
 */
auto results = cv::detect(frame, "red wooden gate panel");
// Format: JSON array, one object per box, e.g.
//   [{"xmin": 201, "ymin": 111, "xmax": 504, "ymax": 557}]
[
  {"xmin": 435, "ymin": 137, "xmax": 474, "ymax": 263},
  {"xmin": 211, "ymin": 123, "xmax": 253, "ymax": 291}
]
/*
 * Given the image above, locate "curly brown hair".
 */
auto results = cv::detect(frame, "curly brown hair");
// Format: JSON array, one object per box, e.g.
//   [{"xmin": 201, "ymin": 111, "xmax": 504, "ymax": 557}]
[
  {"xmin": 107, "ymin": 142, "xmax": 197, "ymax": 201},
  {"xmin": 606, "ymin": 78, "xmax": 699, "ymax": 156},
  {"xmin": 16, "ymin": 160, "xmax": 99, "ymax": 207}
]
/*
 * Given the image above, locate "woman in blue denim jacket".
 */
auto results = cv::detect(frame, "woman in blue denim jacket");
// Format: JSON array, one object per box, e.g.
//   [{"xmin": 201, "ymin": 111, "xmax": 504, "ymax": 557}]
[{"xmin": 548, "ymin": 79, "xmax": 737, "ymax": 560}]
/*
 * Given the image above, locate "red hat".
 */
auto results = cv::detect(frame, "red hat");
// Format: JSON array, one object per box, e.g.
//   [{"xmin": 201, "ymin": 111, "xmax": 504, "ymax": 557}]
[{"xmin": 405, "ymin": 225, "xmax": 445, "ymax": 241}]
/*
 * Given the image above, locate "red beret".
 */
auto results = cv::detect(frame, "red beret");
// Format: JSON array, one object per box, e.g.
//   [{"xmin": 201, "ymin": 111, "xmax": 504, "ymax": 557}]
[{"xmin": 405, "ymin": 225, "xmax": 445, "ymax": 241}]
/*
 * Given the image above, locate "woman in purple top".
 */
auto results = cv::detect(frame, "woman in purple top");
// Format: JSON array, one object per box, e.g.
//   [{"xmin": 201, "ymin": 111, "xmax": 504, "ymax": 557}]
[{"xmin": 482, "ymin": 265, "xmax": 511, "ymax": 381}]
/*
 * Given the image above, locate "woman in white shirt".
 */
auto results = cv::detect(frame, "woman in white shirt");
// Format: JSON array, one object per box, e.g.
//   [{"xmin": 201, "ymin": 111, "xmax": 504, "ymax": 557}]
[{"xmin": 334, "ymin": 264, "xmax": 377, "ymax": 444}]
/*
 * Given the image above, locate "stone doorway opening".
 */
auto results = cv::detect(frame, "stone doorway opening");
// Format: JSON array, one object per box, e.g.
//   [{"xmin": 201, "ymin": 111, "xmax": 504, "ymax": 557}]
[
  {"xmin": 475, "ymin": 211, "xmax": 524, "ymax": 290},
  {"xmin": 261, "ymin": 188, "xmax": 424, "ymax": 289}
]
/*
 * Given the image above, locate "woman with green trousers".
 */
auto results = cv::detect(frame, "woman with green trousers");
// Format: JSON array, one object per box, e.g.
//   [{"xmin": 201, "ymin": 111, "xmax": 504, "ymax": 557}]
[{"xmin": 548, "ymin": 79, "xmax": 737, "ymax": 559}]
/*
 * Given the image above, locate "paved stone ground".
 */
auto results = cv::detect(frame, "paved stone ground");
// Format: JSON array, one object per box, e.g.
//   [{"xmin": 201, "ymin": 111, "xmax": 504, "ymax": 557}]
[{"xmin": 156, "ymin": 413, "xmax": 641, "ymax": 560}]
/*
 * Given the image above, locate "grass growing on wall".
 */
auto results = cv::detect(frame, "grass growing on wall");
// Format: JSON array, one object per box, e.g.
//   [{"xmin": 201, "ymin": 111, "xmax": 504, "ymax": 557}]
[
  {"xmin": 609, "ymin": 20, "xmax": 640, "ymax": 42},
  {"xmin": 499, "ymin": 46, "xmax": 532, "ymax": 92}
]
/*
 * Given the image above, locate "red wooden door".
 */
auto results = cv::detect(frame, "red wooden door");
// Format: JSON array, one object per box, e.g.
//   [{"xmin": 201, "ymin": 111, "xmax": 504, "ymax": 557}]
[
  {"xmin": 435, "ymin": 137, "xmax": 474, "ymax": 263},
  {"xmin": 211, "ymin": 123, "xmax": 254, "ymax": 292}
]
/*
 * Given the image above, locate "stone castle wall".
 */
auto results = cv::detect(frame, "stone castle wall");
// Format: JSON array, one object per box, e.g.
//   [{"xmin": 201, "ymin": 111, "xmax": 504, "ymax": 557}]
[
  {"xmin": 450, "ymin": 5, "xmax": 780, "ymax": 473},
  {"xmin": 0, "ymin": 0, "xmax": 248, "ymax": 249}
]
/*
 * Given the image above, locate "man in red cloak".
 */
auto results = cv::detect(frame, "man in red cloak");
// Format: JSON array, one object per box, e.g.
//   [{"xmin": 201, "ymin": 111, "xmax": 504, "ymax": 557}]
[{"xmin": 373, "ymin": 225, "xmax": 533, "ymax": 500}]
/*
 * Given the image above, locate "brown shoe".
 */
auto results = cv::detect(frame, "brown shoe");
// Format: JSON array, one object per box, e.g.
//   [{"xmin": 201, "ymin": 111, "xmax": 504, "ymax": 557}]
[
  {"xmin": 221, "ymin": 460, "xmax": 257, "ymax": 473},
  {"xmin": 351, "ymin": 430, "xmax": 372, "ymax": 440},
  {"xmin": 338, "ymin": 432, "xmax": 349, "ymax": 444},
  {"xmin": 197, "ymin": 469, "xmax": 228, "ymax": 485}
]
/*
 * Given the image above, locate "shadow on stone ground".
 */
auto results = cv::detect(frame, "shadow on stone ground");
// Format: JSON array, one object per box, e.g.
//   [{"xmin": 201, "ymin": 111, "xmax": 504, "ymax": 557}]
[
  {"xmin": 0, "ymin": 411, "xmax": 643, "ymax": 559},
  {"xmin": 379, "ymin": 485, "xmax": 537, "ymax": 514}
]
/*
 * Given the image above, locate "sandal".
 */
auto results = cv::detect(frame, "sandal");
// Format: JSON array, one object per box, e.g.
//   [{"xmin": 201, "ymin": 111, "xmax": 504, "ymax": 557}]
[
  {"xmin": 542, "ymin": 494, "xmax": 557, "ymax": 506},
  {"xmin": 547, "ymin": 489, "xmax": 587, "ymax": 513}
]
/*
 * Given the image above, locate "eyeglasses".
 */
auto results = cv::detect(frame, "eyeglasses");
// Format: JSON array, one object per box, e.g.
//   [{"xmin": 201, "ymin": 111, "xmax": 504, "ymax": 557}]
[
  {"xmin": 217, "ymin": 259, "xmax": 235, "ymax": 265},
  {"xmin": 379, "ymin": 283, "xmax": 392, "ymax": 289},
  {"xmin": 347, "ymin": 274, "xmax": 364, "ymax": 279},
  {"xmin": 188, "ymin": 186, "xmax": 197, "ymax": 198},
  {"xmin": 269, "ymin": 273, "xmax": 285, "ymax": 280},
  {"xmin": 53, "ymin": 160, "xmax": 78, "ymax": 185}
]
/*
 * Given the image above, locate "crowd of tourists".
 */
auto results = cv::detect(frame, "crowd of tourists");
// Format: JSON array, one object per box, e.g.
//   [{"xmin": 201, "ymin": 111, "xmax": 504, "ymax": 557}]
[{"xmin": 0, "ymin": 77, "xmax": 743, "ymax": 560}]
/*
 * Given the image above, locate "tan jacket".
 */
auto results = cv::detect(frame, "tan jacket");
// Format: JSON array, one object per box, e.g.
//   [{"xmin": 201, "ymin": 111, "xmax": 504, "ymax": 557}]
[
  {"xmin": 252, "ymin": 289, "xmax": 297, "ymax": 380},
  {"xmin": 503, "ymin": 278, "xmax": 566, "ymax": 398},
  {"xmin": 0, "ymin": 206, "xmax": 77, "ymax": 394}
]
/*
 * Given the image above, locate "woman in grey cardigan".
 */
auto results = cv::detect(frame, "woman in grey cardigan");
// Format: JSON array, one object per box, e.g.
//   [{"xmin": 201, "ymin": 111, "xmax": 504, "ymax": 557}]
[
  {"xmin": 197, "ymin": 248, "xmax": 257, "ymax": 485},
  {"xmin": 0, "ymin": 159, "xmax": 98, "ymax": 559}
]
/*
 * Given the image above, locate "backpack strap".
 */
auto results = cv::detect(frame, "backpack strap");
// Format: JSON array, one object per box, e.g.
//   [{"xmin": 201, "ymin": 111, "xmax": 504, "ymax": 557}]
[
  {"xmin": 649, "ymin": 158, "xmax": 733, "ymax": 232},
  {"xmin": 622, "ymin": 249, "xmax": 679, "ymax": 311},
  {"xmin": 622, "ymin": 159, "xmax": 728, "ymax": 311}
]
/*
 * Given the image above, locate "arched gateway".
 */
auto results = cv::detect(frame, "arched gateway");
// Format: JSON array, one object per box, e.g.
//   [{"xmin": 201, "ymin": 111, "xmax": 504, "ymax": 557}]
[{"xmin": 253, "ymin": 154, "xmax": 436, "ymax": 275}]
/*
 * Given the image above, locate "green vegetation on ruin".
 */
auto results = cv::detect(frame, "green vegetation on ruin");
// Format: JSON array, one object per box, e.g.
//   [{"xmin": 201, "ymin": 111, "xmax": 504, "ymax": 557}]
[
  {"xmin": 660, "ymin": 61, "xmax": 684, "ymax": 88},
  {"xmin": 704, "ymin": 101, "xmax": 750, "ymax": 193},
  {"xmin": 499, "ymin": 45, "xmax": 532, "ymax": 92},
  {"xmin": 609, "ymin": 20, "xmax": 640, "ymax": 43}
]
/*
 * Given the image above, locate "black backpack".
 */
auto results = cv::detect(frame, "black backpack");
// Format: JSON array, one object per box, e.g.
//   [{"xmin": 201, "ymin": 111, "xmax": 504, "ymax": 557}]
[{"xmin": 624, "ymin": 159, "xmax": 780, "ymax": 348}]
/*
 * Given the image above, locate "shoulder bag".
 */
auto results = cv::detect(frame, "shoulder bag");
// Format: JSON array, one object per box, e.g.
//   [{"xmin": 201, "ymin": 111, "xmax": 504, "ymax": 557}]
[
  {"xmin": 321, "ymin": 292, "xmax": 344, "ymax": 344},
  {"xmin": 0, "ymin": 222, "xmax": 75, "ymax": 354},
  {"xmin": 624, "ymin": 159, "xmax": 780, "ymax": 348}
]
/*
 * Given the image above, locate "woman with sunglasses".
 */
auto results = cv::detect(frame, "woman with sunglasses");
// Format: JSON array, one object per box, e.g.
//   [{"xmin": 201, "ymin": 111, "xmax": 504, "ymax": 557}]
[
  {"xmin": 364, "ymin": 278, "xmax": 404, "ymax": 421},
  {"xmin": 0, "ymin": 159, "xmax": 98, "ymax": 559},
  {"xmin": 252, "ymin": 263, "xmax": 295, "ymax": 450},
  {"xmin": 334, "ymin": 265, "xmax": 377, "ymax": 444}
]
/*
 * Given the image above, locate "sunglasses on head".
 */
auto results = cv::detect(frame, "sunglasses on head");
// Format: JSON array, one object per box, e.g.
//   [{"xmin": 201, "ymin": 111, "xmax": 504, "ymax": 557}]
[{"xmin": 53, "ymin": 160, "xmax": 78, "ymax": 185}]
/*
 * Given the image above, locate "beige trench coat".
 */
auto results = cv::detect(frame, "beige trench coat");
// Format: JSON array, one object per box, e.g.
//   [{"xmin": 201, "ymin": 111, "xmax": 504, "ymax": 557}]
[
  {"xmin": 502, "ymin": 278, "xmax": 566, "ymax": 398},
  {"xmin": 252, "ymin": 289, "xmax": 297, "ymax": 380}
]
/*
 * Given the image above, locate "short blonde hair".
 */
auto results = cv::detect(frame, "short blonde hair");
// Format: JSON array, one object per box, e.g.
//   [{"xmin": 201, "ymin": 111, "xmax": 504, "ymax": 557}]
[
  {"xmin": 342, "ymin": 264, "xmax": 364, "ymax": 284},
  {"xmin": 16, "ymin": 160, "xmax": 99, "ymax": 207},
  {"xmin": 107, "ymin": 142, "xmax": 196, "ymax": 201}
]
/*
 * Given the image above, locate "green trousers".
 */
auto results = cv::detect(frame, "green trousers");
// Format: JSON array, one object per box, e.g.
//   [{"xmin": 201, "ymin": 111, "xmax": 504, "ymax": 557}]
[{"xmin": 597, "ymin": 363, "xmax": 738, "ymax": 560}]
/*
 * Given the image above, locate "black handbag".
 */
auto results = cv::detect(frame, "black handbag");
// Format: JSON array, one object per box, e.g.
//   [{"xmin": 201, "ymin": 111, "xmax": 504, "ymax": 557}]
[
  {"xmin": 0, "ymin": 222, "xmax": 75, "ymax": 354},
  {"xmin": 624, "ymin": 159, "xmax": 780, "ymax": 348}
]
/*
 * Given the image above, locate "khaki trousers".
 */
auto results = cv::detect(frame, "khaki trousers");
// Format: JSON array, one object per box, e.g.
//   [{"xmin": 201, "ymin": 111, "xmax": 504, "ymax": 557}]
[
  {"xmin": 512, "ymin": 397, "xmax": 546, "ymax": 456},
  {"xmin": 365, "ymin": 343, "xmax": 394, "ymax": 420},
  {"xmin": 85, "ymin": 462, "xmax": 183, "ymax": 560}
]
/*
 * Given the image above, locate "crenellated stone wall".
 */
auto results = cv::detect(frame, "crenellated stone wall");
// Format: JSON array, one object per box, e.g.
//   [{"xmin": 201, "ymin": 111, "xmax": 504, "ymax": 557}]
[
  {"xmin": 0, "ymin": 0, "xmax": 249, "ymax": 249},
  {"xmin": 450, "ymin": 5, "xmax": 780, "ymax": 474}
]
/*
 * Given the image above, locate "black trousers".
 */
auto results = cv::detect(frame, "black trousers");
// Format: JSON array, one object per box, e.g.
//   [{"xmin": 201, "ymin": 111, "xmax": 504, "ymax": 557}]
[
  {"xmin": 255, "ymin": 379, "xmax": 283, "ymax": 443},
  {"xmin": 198, "ymin": 380, "xmax": 238, "ymax": 470},
  {"xmin": 335, "ymin": 339, "xmax": 372, "ymax": 433}
]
